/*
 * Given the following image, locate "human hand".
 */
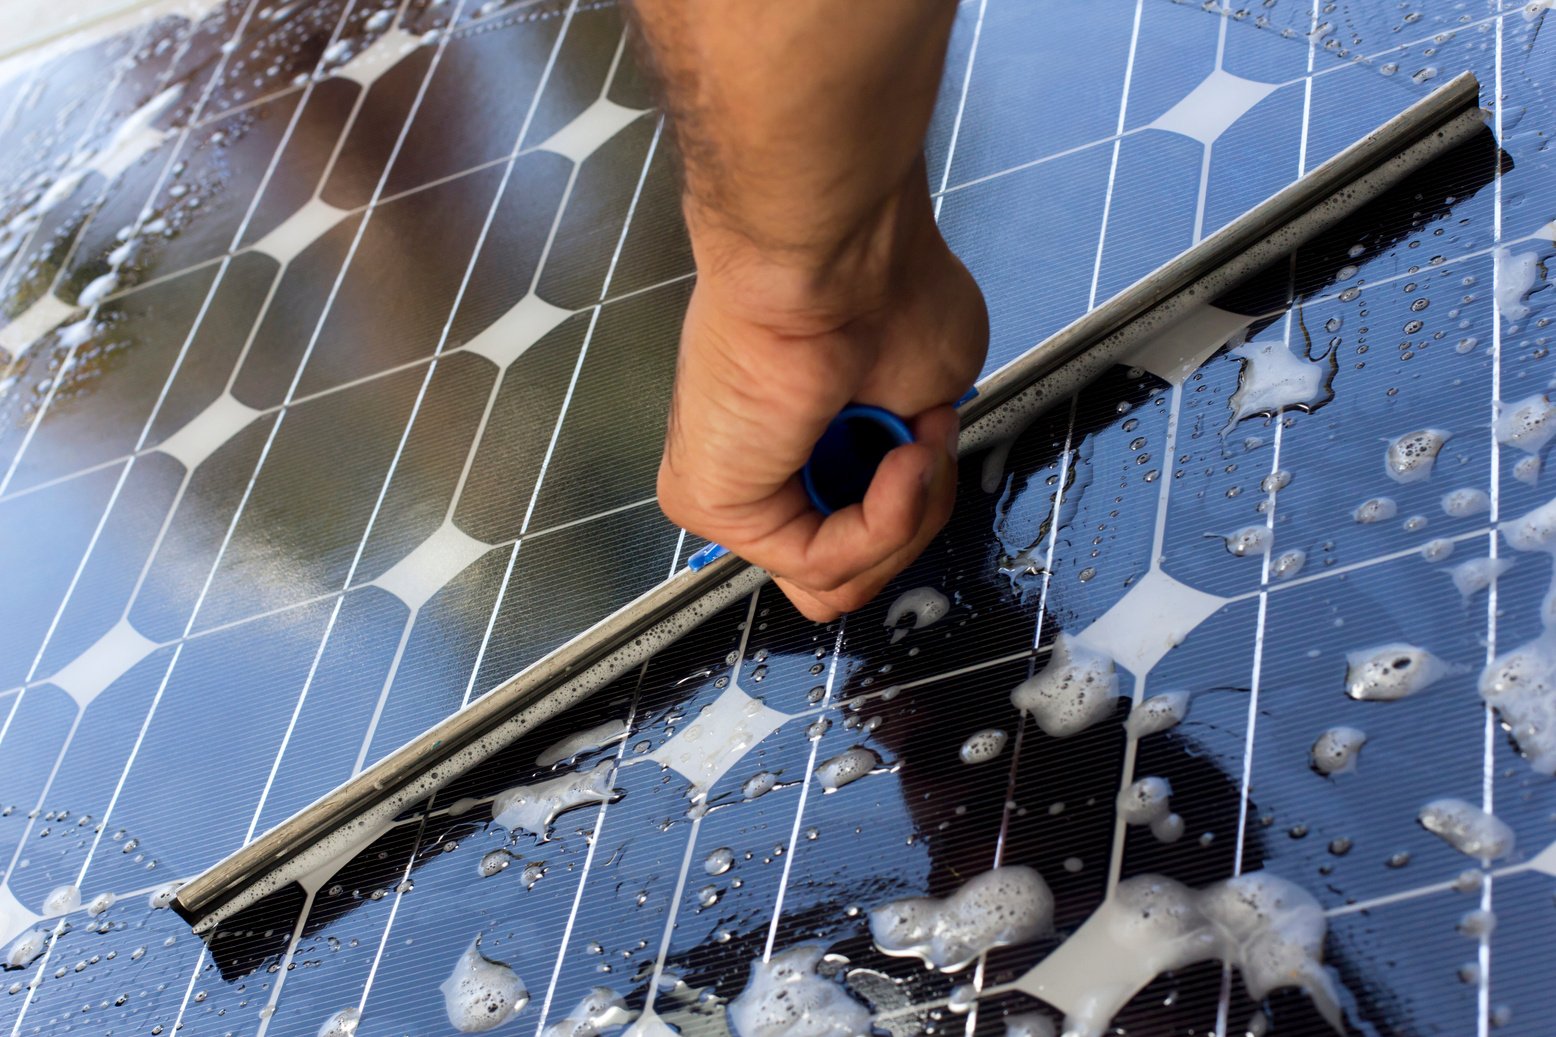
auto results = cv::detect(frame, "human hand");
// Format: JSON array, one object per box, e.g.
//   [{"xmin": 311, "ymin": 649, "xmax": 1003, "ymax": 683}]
[{"xmin": 657, "ymin": 172, "xmax": 988, "ymax": 621}]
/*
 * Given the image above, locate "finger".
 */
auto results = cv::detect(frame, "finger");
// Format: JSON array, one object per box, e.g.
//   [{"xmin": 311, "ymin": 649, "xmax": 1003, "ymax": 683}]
[
  {"xmin": 736, "ymin": 436, "xmax": 935, "ymax": 591},
  {"xmin": 774, "ymin": 576, "xmax": 842, "ymax": 623},
  {"xmin": 772, "ymin": 406, "xmax": 962, "ymax": 614}
]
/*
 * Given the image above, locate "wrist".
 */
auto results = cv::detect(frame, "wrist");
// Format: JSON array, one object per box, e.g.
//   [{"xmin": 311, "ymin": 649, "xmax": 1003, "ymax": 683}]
[{"xmin": 684, "ymin": 164, "xmax": 941, "ymax": 338}]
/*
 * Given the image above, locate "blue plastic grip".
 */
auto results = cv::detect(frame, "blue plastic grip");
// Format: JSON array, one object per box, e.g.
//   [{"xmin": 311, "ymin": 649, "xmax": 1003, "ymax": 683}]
[{"xmin": 800, "ymin": 404, "xmax": 915, "ymax": 516}]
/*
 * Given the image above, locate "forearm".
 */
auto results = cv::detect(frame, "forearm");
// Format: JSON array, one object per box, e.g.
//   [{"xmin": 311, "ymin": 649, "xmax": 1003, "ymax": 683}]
[{"xmin": 628, "ymin": 0, "xmax": 957, "ymax": 326}]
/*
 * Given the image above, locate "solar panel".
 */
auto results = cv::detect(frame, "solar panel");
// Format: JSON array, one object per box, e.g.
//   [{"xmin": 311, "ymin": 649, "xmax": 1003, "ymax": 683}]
[{"xmin": 0, "ymin": 1, "xmax": 1551, "ymax": 1036}]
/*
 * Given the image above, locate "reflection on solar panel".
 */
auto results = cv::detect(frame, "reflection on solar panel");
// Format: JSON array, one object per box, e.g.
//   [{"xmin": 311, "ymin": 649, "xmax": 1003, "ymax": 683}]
[{"xmin": 0, "ymin": 1, "xmax": 1550, "ymax": 1037}]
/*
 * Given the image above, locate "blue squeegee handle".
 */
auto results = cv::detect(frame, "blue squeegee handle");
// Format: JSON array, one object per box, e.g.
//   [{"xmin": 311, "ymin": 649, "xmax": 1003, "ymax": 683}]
[{"xmin": 686, "ymin": 388, "xmax": 978, "ymax": 572}]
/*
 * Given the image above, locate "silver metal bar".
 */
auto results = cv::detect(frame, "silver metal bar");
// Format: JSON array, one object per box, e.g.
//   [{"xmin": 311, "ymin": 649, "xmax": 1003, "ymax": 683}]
[{"xmin": 175, "ymin": 71, "xmax": 1486, "ymax": 933}]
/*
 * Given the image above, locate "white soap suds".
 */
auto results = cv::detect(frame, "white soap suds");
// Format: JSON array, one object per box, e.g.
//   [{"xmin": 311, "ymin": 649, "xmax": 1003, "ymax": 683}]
[
  {"xmin": 1217, "ymin": 525, "xmax": 1271, "ymax": 557},
  {"xmin": 742, "ymin": 771, "xmax": 779, "ymax": 799},
  {"xmin": 493, "ymin": 760, "xmax": 619, "ymax": 838},
  {"xmin": 541, "ymin": 987, "xmax": 631, "ymax": 1037},
  {"xmin": 440, "ymin": 936, "xmax": 528, "ymax": 1032},
  {"xmin": 536, "ymin": 719, "xmax": 628, "ymax": 767},
  {"xmin": 42, "ymin": 885, "xmax": 79, "ymax": 916},
  {"xmin": 1310, "ymin": 727, "xmax": 1366, "ymax": 775},
  {"xmin": 885, "ymin": 587, "xmax": 951, "ymax": 644},
  {"xmin": 958, "ymin": 728, "xmax": 1008, "ymax": 765},
  {"xmin": 1448, "ymin": 557, "xmax": 1514, "ymax": 600},
  {"xmin": 1345, "ymin": 643, "xmax": 1459, "ymax": 700},
  {"xmin": 1501, "ymin": 495, "xmax": 1556, "ymax": 553},
  {"xmin": 1001, "ymin": 1013, "xmax": 1057, "ymax": 1037},
  {"xmin": 1124, "ymin": 691, "xmax": 1191, "ymax": 738},
  {"xmin": 478, "ymin": 849, "xmax": 514, "ymax": 878},
  {"xmin": 728, "ymin": 945, "xmax": 871, "ymax": 1037},
  {"xmin": 77, "ymin": 272, "xmax": 119, "ymax": 308},
  {"xmin": 1479, "ymin": 632, "xmax": 1556, "ymax": 773},
  {"xmin": 1225, "ymin": 338, "xmax": 1334, "ymax": 428},
  {"xmin": 1422, "ymin": 538, "xmax": 1455, "ymax": 563},
  {"xmin": 1010, "ymin": 633, "xmax": 1119, "ymax": 737},
  {"xmin": 1016, "ymin": 872, "xmax": 1341, "ymax": 1037},
  {"xmin": 869, "ymin": 866, "xmax": 1053, "ymax": 972},
  {"xmin": 1496, "ymin": 247, "xmax": 1542, "ymax": 323},
  {"xmin": 1495, "ymin": 393, "xmax": 1556, "ymax": 455},
  {"xmin": 4, "ymin": 929, "xmax": 47, "ymax": 969},
  {"xmin": 148, "ymin": 882, "xmax": 182, "ymax": 910},
  {"xmin": 1271, "ymin": 549, "xmax": 1306, "ymax": 580},
  {"xmin": 1442, "ymin": 487, "xmax": 1491, "ymax": 517},
  {"xmin": 1458, "ymin": 908, "xmax": 1497, "ymax": 939},
  {"xmin": 1384, "ymin": 428, "xmax": 1451, "ymax": 483},
  {"xmin": 815, "ymin": 747, "xmax": 879, "ymax": 792},
  {"xmin": 1353, "ymin": 497, "xmax": 1398, "ymax": 524},
  {"xmin": 1418, "ymin": 799, "xmax": 1516, "ymax": 859},
  {"xmin": 317, "ymin": 1006, "xmax": 361, "ymax": 1037},
  {"xmin": 1116, "ymin": 777, "xmax": 1173, "ymax": 826},
  {"xmin": 1514, "ymin": 456, "xmax": 1542, "ymax": 485},
  {"xmin": 85, "ymin": 891, "xmax": 115, "ymax": 917}
]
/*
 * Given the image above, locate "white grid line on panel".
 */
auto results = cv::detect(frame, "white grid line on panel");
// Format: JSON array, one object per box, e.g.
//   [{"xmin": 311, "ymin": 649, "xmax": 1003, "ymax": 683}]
[
  {"xmin": 636, "ymin": 588, "xmax": 766, "ymax": 1016},
  {"xmin": 760, "ymin": 617, "xmax": 849, "ymax": 963},
  {"xmin": 1215, "ymin": 1, "xmax": 1317, "ymax": 1023},
  {"xmin": 0, "ymin": 0, "xmax": 286, "ymax": 901},
  {"xmin": 0, "ymin": 9, "xmax": 255, "ymax": 498},
  {"xmin": 1478, "ymin": 9, "xmax": 1506, "ymax": 1037},
  {"xmin": 931, "ymin": 0, "xmax": 986, "ymax": 222},
  {"xmin": 7, "ymin": 5, "xmax": 467, "ymax": 1028},
  {"xmin": 0, "ymin": 22, "xmax": 153, "ymax": 307},
  {"xmin": 269, "ymin": 0, "xmax": 589, "ymax": 786}
]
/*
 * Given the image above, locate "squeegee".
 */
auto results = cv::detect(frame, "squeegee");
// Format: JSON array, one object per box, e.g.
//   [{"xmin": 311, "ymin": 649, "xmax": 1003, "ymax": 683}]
[{"xmin": 174, "ymin": 71, "xmax": 1491, "ymax": 934}]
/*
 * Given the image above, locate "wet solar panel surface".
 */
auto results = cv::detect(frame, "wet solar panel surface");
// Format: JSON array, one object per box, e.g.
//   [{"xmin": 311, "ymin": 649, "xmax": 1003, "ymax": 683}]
[{"xmin": 0, "ymin": 1, "xmax": 1552, "ymax": 1035}]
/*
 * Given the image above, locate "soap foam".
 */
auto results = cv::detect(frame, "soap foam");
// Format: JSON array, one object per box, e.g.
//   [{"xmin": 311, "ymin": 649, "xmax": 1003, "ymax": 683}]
[
  {"xmin": 148, "ymin": 882, "xmax": 182, "ymax": 910},
  {"xmin": 42, "ymin": 885, "xmax": 79, "ymax": 916},
  {"xmin": 728, "ymin": 944, "xmax": 871, "ymax": 1037},
  {"xmin": 85, "ymin": 891, "xmax": 115, "ymax": 917},
  {"xmin": 493, "ymin": 760, "xmax": 619, "ymax": 839},
  {"xmin": 869, "ymin": 865, "xmax": 1053, "ymax": 972},
  {"xmin": 815, "ymin": 747, "xmax": 878, "ymax": 792},
  {"xmin": 1418, "ymin": 799, "xmax": 1515, "ymax": 859},
  {"xmin": 1384, "ymin": 428, "xmax": 1451, "ymax": 483},
  {"xmin": 1479, "ymin": 632, "xmax": 1556, "ymax": 773},
  {"xmin": 1442, "ymin": 487, "xmax": 1492, "ymax": 517},
  {"xmin": 1116, "ymin": 777, "xmax": 1173, "ymax": 825},
  {"xmin": 1344, "ymin": 643, "xmax": 1458, "ymax": 701},
  {"xmin": 1310, "ymin": 727, "xmax": 1366, "ymax": 775},
  {"xmin": 1010, "ymin": 634, "xmax": 1119, "ymax": 738},
  {"xmin": 1447, "ymin": 557, "xmax": 1514, "ymax": 600},
  {"xmin": 1216, "ymin": 525, "xmax": 1271, "ymax": 557},
  {"xmin": 541, "ymin": 987, "xmax": 631, "ymax": 1037},
  {"xmin": 440, "ymin": 936, "xmax": 528, "ymax": 1033},
  {"xmin": 1500, "ymin": 495, "xmax": 1556, "ymax": 553},
  {"xmin": 536, "ymin": 719, "xmax": 628, "ymax": 768},
  {"xmin": 1225, "ymin": 338, "xmax": 1335, "ymax": 429},
  {"xmin": 1019, "ymin": 872, "xmax": 1341, "ymax": 1037},
  {"xmin": 4, "ymin": 929, "xmax": 47, "ymax": 969},
  {"xmin": 1123, "ymin": 691, "xmax": 1191, "ymax": 738},
  {"xmin": 1001, "ymin": 1012, "xmax": 1056, "ymax": 1037},
  {"xmin": 1499, "ymin": 393, "xmax": 1556, "ymax": 454},
  {"xmin": 743, "ymin": 771, "xmax": 780, "ymax": 800},
  {"xmin": 317, "ymin": 1006, "xmax": 361, "ymax": 1037},
  {"xmin": 884, "ymin": 587, "xmax": 951, "ymax": 644},
  {"xmin": 1353, "ymin": 497, "xmax": 1398, "ymax": 524},
  {"xmin": 958, "ymin": 728, "xmax": 1008, "ymax": 765},
  {"xmin": 1271, "ymin": 549, "xmax": 1306, "ymax": 580}
]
